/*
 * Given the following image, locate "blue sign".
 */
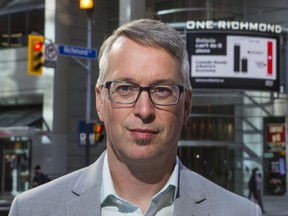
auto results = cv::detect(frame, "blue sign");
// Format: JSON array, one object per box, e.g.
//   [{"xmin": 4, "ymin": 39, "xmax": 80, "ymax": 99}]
[
  {"xmin": 58, "ymin": 44, "xmax": 97, "ymax": 59},
  {"xmin": 78, "ymin": 121, "xmax": 96, "ymax": 146}
]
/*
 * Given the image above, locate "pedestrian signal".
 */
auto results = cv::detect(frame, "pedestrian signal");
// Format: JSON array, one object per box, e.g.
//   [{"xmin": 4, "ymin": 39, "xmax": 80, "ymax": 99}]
[
  {"xmin": 94, "ymin": 123, "xmax": 104, "ymax": 142},
  {"xmin": 27, "ymin": 34, "xmax": 44, "ymax": 75}
]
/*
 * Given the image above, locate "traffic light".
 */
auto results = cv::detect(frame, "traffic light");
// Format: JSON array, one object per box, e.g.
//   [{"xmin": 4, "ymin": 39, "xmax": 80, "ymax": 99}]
[
  {"xmin": 27, "ymin": 34, "xmax": 44, "ymax": 75},
  {"xmin": 94, "ymin": 123, "xmax": 105, "ymax": 142}
]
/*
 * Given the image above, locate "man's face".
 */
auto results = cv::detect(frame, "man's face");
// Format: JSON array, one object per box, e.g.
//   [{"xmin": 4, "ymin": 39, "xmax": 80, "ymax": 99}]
[{"xmin": 96, "ymin": 36, "xmax": 192, "ymax": 163}]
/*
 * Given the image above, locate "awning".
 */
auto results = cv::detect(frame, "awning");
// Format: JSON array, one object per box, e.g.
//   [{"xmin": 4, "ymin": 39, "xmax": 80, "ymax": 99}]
[{"xmin": 0, "ymin": 106, "xmax": 42, "ymax": 127}]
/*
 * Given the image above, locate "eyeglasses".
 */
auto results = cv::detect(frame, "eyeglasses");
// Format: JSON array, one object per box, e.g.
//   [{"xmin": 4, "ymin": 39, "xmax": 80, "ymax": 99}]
[{"xmin": 104, "ymin": 81, "xmax": 184, "ymax": 106}]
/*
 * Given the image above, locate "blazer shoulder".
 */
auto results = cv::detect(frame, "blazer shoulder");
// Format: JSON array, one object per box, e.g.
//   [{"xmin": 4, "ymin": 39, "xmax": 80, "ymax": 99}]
[
  {"xmin": 18, "ymin": 167, "xmax": 86, "ymax": 201},
  {"xmin": 9, "ymin": 153, "xmax": 105, "ymax": 216},
  {"xmin": 8, "ymin": 168, "xmax": 86, "ymax": 216},
  {"xmin": 178, "ymin": 164, "xmax": 261, "ymax": 215}
]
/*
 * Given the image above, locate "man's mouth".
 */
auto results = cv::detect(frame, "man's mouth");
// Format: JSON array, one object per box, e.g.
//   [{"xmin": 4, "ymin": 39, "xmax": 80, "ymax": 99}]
[{"xmin": 128, "ymin": 128, "xmax": 158, "ymax": 140}]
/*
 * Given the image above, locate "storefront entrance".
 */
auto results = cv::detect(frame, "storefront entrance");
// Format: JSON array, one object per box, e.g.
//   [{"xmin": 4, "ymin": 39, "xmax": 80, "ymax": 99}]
[
  {"xmin": 263, "ymin": 118, "xmax": 287, "ymax": 195},
  {"xmin": 178, "ymin": 146, "xmax": 237, "ymax": 192},
  {"xmin": 0, "ymin": 138, "xmax": 31, "ymax": 196}
]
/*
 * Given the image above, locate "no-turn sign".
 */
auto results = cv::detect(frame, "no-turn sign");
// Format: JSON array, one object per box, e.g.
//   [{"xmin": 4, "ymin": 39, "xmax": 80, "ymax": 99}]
[{"xmin": 44, "ymin": 43, "xmax": 58, "ymax": 68}]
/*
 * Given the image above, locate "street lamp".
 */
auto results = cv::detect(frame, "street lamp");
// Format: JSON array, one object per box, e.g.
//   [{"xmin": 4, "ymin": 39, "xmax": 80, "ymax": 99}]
[
  {"xmin": 80, "ymin": 0, "xmax": 94, "ymax": 166},
  {"xmin": 80, "ymin": 0, "xmax": 94, "ymax": 11}
]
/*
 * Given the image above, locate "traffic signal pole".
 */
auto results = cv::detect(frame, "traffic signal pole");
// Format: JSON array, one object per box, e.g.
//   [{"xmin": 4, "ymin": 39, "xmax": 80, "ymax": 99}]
[
  {"xmin": 65, "ymin": 10, "xmax": 93, "ymax": 166},
  {"xmin": 85, "ymin": 11, "xmax": 92, "ymax": 166},
  {"xmin": 79, "ymin": 0, "xmax": 95, "ymax": 166}
]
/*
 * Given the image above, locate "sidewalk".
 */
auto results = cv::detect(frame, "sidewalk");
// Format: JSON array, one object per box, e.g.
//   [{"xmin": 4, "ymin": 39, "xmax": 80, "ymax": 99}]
[{"xmin": 263, "ymin": 195, "xmax": 288, "ymax": 216}]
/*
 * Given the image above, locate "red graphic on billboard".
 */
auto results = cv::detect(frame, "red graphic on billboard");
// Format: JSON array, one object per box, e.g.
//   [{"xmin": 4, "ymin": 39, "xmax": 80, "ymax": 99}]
[{"xmin": 267, "ymin": 41, "xmax": 273, "ymax": 76}]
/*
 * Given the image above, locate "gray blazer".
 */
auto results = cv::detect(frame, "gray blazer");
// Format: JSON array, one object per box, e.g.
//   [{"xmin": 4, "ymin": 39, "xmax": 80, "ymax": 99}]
[{"xmin": 9, "ymin": 152, "xmax": 261, "ymax": 216}]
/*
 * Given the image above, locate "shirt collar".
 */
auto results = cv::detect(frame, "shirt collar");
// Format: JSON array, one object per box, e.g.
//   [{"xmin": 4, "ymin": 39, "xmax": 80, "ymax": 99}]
[
  {"xmin": 101, "ymin": 152, "xmax": 179, "ymax": 204},
  {"xmin": 101, "ymin": 152, "xmax": 117, "ymax": 203}
]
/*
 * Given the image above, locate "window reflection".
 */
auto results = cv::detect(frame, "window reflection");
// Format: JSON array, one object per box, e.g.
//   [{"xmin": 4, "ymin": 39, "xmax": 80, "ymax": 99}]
[{"xmin": 181, "ymin": 105, "xmax": 234, "ymax": 141}]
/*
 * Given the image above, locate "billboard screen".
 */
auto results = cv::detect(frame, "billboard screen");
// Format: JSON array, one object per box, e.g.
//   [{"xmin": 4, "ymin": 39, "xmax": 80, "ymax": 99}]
[{"xmin": 186, "ymin": 25, "xmax": 280, "ymax": 91}]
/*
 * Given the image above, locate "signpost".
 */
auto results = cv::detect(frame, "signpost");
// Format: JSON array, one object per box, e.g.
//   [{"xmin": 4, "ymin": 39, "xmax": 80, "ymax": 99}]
[
  {"xmin": 57, "ymin": 43, "xmax": 97, "ymax": 165},
  {"xmin": 40, "ymin": 40, "xmax": 98, "ymax": 166}
]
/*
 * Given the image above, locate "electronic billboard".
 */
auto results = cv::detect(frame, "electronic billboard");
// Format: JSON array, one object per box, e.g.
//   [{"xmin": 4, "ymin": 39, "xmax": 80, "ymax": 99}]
[{"xmin": 186, "ymin": 21, "xmax": 281, "ymax": 91}]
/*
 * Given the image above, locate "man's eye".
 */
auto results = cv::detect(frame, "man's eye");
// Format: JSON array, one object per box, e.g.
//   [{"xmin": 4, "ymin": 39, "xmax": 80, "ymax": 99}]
[
  {"xmin": 117, "ymin": 85, "xmax": 132, "ymax": 92},
  {"xmin": 115, "ymin": 85, "xmax": 138, "ymax": 95},
  {"xmin": 153, "ymin": 87, "xmax": 173, "ymax": 97},
  {"xmin": 117, "ymin": 85, "xmax": 138, "ymax": 91}
]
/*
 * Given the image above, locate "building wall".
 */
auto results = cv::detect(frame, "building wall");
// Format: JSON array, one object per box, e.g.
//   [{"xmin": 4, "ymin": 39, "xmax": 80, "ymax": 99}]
[
  {"xmin": 0, "ymin": 47, "xmax": 46, "ymax": 101},
  {"xmin": 242, "ymin": 0, "xmax": 288, "ymax": 27}
]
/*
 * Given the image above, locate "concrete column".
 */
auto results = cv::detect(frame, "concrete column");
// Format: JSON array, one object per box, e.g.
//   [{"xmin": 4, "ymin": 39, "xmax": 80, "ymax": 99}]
[
  {"xmin": 119, "ymin": 0, "xmax": 146, "ymax": 25},
  {"xmin": 39, "ymin": 0, "xmax": 68, "ymax": 178}
]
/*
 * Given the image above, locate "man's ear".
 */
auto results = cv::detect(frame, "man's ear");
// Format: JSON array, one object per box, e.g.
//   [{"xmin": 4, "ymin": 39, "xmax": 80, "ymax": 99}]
[
  {"xmin": 96, "ymin": 86, "xmax": 104, "ymax": 121},
  {"xmin": 183, "ymin": 89, "xmax": 192, "ymax": 125}
]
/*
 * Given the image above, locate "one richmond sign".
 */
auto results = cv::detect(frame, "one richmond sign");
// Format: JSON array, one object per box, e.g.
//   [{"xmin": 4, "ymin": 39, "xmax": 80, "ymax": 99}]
[
  {"xmin": 186, "ymin": 20, "xmax": 282, "ymax": 34},
  {"xmin": 185, "ymin": 20, "xmax": 282, "ymax": 92}
]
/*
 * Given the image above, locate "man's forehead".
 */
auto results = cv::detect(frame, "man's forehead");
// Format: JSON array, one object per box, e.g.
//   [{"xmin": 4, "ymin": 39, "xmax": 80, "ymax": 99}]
[
  {"xmin": 110, "ymin": 36, "xmax": 161, "ymax": 53},
  {"xmin": 110, "ymin": 36, "xmax": 142, "ymax": 53}
]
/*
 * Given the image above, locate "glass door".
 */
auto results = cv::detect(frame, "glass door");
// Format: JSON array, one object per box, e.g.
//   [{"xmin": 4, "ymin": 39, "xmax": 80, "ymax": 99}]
[{"xmin": 178, "ymin": 146, "xmax": 236, "ymax": 192}]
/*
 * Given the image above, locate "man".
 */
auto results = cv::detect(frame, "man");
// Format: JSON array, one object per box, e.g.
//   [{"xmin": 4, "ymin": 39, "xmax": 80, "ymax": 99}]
[
  {"xmin": 9, "ymin": 19, "xmax": 261, "ymax": 216},
  {"xmin": 32, "ymin": 165, "xmax": 51, "ymax": 187},
  {"xmin": 249, "ymin": 168, "xmax": 265, "ymax": 213}
]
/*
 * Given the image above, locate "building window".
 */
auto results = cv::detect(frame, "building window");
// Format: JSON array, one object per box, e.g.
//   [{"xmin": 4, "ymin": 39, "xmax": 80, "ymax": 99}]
[
  {"xmin": 0, "ymin": 9, "xmax": 44, "ymax": 48},
  {"xmin": 181, "ymin": 105, "xmax": 235, "ymax": 141}
]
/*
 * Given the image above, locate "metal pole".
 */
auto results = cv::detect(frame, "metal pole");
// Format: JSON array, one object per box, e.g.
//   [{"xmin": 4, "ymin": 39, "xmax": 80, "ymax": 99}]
[{"xmin": 85, "ymin": 11, "xmax": 92, "ymax": 166}]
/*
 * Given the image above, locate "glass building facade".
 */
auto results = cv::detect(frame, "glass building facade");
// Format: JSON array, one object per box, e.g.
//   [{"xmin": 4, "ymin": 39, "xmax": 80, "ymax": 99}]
[{"xmin": 0, "ymin": 0, "xmax": 288, "ymax": 204}]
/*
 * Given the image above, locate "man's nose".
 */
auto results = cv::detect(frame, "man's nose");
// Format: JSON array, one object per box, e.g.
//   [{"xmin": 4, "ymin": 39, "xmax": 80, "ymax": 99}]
[{"xmin": 133, "ymin": 91, "xmax": 155, "ymax": 121}]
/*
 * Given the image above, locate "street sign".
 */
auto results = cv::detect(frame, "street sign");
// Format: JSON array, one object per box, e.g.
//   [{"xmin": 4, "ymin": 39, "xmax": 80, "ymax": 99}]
[
  {"xmin": 44, "ymin": 43, "xmax": 58, "ymax": 61},
  {"xmin": 58, "ymin": 44, "xmax": 97, "ymax": 59},
  {"xmin": 44, "ymin": 43, "xmax": 58, "ymax": 68}
]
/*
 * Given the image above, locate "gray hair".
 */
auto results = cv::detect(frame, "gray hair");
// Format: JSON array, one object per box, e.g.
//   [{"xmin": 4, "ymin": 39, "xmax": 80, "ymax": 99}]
[{"xmin": 97, "ymin": 19, "xmax": 192, "ymax": 90}]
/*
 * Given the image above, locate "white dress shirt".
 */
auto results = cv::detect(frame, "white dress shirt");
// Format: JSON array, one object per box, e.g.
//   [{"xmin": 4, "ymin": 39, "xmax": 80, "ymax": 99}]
[{"xmin": 101, "ymin": 153, "xmax": 179, "ymax": 216}]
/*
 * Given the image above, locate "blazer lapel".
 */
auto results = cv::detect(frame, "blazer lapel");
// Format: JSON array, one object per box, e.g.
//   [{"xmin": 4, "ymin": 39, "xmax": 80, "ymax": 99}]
[
  {"xmin": 65, "ymin": 154, "xmax": 211, "ymax": 216},
  {"xmin": 66, "ymin": 152, "xmax": 106, "ymax": 216},
  {"xmin": 174, "ymin": 162, "xmax": 210, "ymax": 216}
]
